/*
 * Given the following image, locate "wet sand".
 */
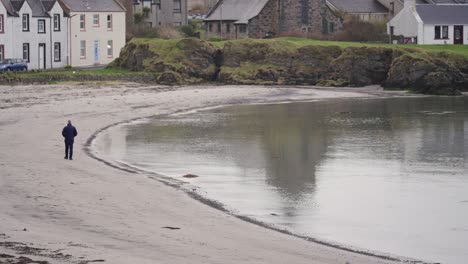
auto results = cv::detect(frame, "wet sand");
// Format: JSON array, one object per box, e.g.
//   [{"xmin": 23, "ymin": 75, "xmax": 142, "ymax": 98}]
[{"xmin": 0, "ymin": 84, "xmax": 415, "ymax": 263}]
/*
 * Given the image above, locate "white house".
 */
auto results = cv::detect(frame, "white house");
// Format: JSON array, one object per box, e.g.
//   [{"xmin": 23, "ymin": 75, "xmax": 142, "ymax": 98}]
[
  {"xmin": 0, "ymin": 0, "xmax": 68, "ymax": 69},
  {"xmin": 388, "ymin": 0, "xmax": 468, "ymax": 45},
  {"xmin": 59, "ymin": 0, "xmax": 126, "ymax": 67}
]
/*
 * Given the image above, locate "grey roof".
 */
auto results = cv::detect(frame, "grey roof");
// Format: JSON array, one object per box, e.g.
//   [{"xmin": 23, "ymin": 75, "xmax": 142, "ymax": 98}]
[
  {"xmin": 26, "ymin": 0, "xmax": 49, "ymax": 17},
  {"xmin": 204, "ymin": 0, "xmax": 269, "ymax": 24},
  {"xmin": 327, "ymin": 0, "xmax": 388, "ymax": 13},
  {"xmin": 59, "ymin": 0, "xmax": 125, "ymax": 12},
  {"xmin": 9, "ymin": 0, "xmax": 24, "ymax": 12},
  {"xmin": 416, "ymin": 4, "xmax": 468, "ymax": 24},
  {"xmin": 42, "ymin": 0, "xmax": 55, "ymax": 11},
  {"xmin": 1, "ymin": 0, "xmax": 18, "ymax": 16}
]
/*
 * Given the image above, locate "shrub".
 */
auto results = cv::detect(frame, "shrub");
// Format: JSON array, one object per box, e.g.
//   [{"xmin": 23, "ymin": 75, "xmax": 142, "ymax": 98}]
[
  {"xmin": 331, "ymin": 15, "xmax": 388, "ymax": 42},
  {"xmin": 179, "ymin": 24, "xmax": 197, "ymax": 37},
  {"xmin": 158, "ymin": 24, "xmax": 183, "ymax": 39},
  {"xmin": 208, "ymin": 35, "xmax": 224, "ymax": 42}
]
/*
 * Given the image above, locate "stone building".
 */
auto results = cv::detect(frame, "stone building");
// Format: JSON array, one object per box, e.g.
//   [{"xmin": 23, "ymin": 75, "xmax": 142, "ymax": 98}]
[
  {"xmin": 204, "ymin": 0, "xmax": 341, "ymax": 39},
  {"xmin": 132, "ymin": 0, "xmax": 188, "ymax": 28}
]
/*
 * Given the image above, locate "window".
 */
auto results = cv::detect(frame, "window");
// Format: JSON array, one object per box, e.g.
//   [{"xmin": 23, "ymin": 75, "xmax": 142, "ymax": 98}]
[
  {"xmin": 80, "ymin": 40, "xmax": 86, "ymax": 58},
  {"xmin": 107, "ymin": 15, "xmax": 112, "ymax": 30},
  {"xmin": 435, "ymin": 25, "xmax": 449, "ymax": 40},
  {"xmin": 54, "ymin": 42, "xmax": 61, "ymax": 62},
  {"xmin": 300, "ymin": 0, "xmax": 309, "ymax": 24},
  {"xmin": 0, "ymin": 45, "xmax": 4, "ymax": 60},
  {"xmin": 80, "ymin": 14, "xmax": 86, "ymax": 30},
  {"xmin": 0, "ymin": 15, "xmax": 4, "ymax": 33},
  {"xmin": 173, "ymin": 0, "xmax": 181, "ymax": 13},
  {"xmin": 226, "ymin": 23, "xmax": 230, "ymax": 33},
  {"xmin": 38, "ymin": 19, "xmax": 46, "ymax": 33},
  {"xmin": 239, "ymin": 24, "xmax": 247, "ymax": 33},
  {"xmin": 93, "ymin": 14, "xmax": 99, "ymax": 27},
  {"xmin": 107, "ymin": 40, "xmax": 113, "ymax": 58},
  {"xmin": 22, "ymin": 14, "xmax": 29, "ymax": 31},
  {"xmin": 54, "ymin": 14, "xmax": 60, "ymax": 31},
  {"xmin": 23, "ymin": 43, "xmax": 30, "ymax": 62},
  {"xmin": 217, "ymin": 22, "xmax": 221, "ymax": 33},
  {"xmin": 209, "ymin": 23, "xmax": 212, "ymax": 32}
]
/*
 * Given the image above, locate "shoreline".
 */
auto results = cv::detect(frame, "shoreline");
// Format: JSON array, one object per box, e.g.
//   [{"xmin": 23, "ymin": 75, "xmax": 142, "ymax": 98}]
[{"xmin": 0, "ymin": 84, "xmax": 427, "ymax": 264}]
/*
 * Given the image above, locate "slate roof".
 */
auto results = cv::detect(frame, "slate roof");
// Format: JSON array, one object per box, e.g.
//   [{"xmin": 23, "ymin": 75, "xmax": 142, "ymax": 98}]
[
  {"xmin": 1, "ymin": 0, "xmax": 18, "ymax": 16},
  {"xmin": 327, "ymin": 0, "xmax": 388, "ymax": 13},
  {"xmin": 26, "ymin": 0, "xmax": 49, "ymax": 17},
  {"xmin": 416, "ymin": 4, "xmax": 468, "ymax": 24},
  {"xmin": 204, "ymin": 0, "xmax": 270, "ymax": 24},
  {"xmin": 42, "ymin": 0, "xmax": 55, "ymax": 11},
  {"xmin": 9, "ymin": 0, "xmax": 24, "ymax": 12},
  {"xmin": 59, "ymin": 0, "xmax": 125, "ymax": 12}
]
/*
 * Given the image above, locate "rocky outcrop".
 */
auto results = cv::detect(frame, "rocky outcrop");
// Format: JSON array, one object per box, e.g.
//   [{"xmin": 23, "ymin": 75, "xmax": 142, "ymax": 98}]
[{"xmin": 111, "ymin": 38, "xmax": 468, "ymax": 95}]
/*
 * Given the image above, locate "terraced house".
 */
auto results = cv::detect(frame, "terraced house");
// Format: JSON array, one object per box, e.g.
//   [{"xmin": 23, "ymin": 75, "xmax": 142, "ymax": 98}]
[
  {"xmin": 0, "ymin": 0, "xmax": 68, "ymax": 69},
  {"xmin": 0, "ymin": 0, "xmax": 126, "ymax": 70},
  {"xmin": 59, "ymin": 0, "xmax": 126, "ymax": 67}
]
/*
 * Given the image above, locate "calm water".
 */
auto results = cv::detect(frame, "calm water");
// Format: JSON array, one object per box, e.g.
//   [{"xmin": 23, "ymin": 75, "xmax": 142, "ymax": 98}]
[{"xmin": 94, "ymin": 97, "xmax": 468, "ymax": 264}]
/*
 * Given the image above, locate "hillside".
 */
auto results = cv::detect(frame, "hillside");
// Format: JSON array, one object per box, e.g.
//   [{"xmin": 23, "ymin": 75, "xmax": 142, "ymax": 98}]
[{"xmin": 110, "ymin": 38, "xmax": 468, "ymax": 95}]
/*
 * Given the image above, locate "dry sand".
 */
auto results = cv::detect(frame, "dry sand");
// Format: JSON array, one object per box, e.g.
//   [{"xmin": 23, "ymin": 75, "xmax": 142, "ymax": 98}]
[{"xmin": 0, "ymin": 84, "xmax": 413, "ymax": 264}]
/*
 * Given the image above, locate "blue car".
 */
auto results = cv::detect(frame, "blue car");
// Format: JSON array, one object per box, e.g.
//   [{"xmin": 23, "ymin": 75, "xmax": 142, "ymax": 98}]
[{"xmin": 0, "ymin": 58, "xmax": 28, "ymax": 72}]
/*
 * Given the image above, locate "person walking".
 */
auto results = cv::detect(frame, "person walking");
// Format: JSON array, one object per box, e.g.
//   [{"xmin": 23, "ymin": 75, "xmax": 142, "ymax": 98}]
[{"xmin": 62, "ymin": 120, "xmax": 78, "ymax": 160}]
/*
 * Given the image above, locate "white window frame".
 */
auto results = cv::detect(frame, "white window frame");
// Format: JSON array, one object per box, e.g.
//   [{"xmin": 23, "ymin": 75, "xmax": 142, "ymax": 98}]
[
  {"xmin": 107, "ymin": 40, "xmax": 113, "ymax": 58},
  {"xmin": 107, "ymin": 14, "xmax": 112, "ymax": 30},
  {"xmin": 23, "ymin": 43, "xmax": 30, "ymax": 62},
  {"xmin": 53, "ymin": 14, "xmax": 60, "ymax": 31},
  {"xmin": 0, "ymin": 15, "xmax": 4, "ymax": 33},
  {"xmin": 38, "ymin": 19, "xmax": 46, "ymax": 33},
  {"xmin": 93, "ymin": 14, "xmax": 99, "ymax": 27},
  {"xmin": 54, "ymin": 42, "xmax": 61, "ymax": 62},
  {"xmin": 80, "ymin": 40, "xmax": 86, "ymax": 58},
  {"xmin": 22, "ymin": 14, "xmax": 29, "ymax": 31},
  {"xmin": 80, "ymin": 14, "xmax": 86, "ymax": 31}
]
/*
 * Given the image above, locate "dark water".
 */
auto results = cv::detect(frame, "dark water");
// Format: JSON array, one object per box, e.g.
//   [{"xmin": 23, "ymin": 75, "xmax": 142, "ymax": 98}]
[{"xmin": 94, "ymin": 97, "xmax": 468, "ymax": 264}]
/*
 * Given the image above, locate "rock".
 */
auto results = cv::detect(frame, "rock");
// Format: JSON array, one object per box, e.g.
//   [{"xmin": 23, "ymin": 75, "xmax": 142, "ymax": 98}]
[
  {"xmin": 325, "ymin": 47, "xmax": 394, "ymax": 86},
  {"xmin": 182, "ymin": 174, "xmax": 199, "ymax": 178},
  {"xmin": 157, "ymin": 71, "xmax": 181, "ymax": 85}
]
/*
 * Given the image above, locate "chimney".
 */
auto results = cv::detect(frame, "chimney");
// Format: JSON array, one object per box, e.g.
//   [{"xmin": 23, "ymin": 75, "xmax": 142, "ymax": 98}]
[{"xmin": 404, "ymin": 0, "xmax": 416, "ymax": 8}]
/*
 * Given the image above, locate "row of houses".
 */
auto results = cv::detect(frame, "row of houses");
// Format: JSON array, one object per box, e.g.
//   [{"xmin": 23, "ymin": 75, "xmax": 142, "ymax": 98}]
[
  {"xmin": 203, "ymin": 0, "xmax": 468, "ymax": 45},
  {"xmin": 0, "ymin": 0, "xmax": 126, "ymax": 70}
]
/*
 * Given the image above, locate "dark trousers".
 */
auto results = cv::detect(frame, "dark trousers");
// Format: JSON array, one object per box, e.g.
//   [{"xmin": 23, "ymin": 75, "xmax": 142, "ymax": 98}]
[{"xmin": 65, "ymin": 142, "xmax": 74, "ymax": 159}]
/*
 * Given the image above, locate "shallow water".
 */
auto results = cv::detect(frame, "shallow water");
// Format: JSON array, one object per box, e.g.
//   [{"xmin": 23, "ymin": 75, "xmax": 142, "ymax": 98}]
[{"xmin": 94, "ymin": 97, "xmax": 468, "ymax": 264}]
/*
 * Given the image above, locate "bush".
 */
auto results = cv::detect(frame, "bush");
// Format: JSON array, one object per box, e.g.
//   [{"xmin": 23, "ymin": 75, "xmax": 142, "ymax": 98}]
[
  {"xmin": 179, "ymin": 24, "xmax": 197, "ymax": 37},
  {"xmin": 331, "ymin": 15, "xmax": 388, "ymax": 42},
  {"xmin": 208, "ymin": 35, "xmax": 224, "ymax": 42}
]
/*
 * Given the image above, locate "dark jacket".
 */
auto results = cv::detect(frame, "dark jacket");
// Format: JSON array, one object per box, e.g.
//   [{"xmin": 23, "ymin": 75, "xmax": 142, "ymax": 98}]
[{"xmin": 62, "ymin": 124, "xmax": 78, "ymax": 143}]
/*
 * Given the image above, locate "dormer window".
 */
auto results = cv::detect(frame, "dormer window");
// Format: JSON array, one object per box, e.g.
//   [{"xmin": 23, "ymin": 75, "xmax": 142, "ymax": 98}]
[
  {"xmin": 107, "ymin": 14, "xmax": 112, "ymax": 30},
  {"xmin": 22, "ymin": 14, "xmax": 30, "ymax": 31},
  {"xmin": 38, "ymin": 19, "xmax": 46, "ymax": 33},
  {"xmin": 80, "ymin": 14, "xmax": 86, "ymax": 31},
  {"xmin": 54, "ymin": 14, "xmax": 61, "ymax": 31}
]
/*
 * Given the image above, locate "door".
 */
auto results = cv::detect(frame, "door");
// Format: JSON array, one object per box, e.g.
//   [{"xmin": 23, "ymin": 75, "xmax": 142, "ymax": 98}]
[
  {"xmin": 94, "ymin": 40, "xmax": 99, "ymax": 64},
  {"xmin": 38, "ymin": 43, "xmax": 46, "ymax": 69},
  {"xmin": 454, "ymin": 25, "xmax": 464, "ymax": 45}
]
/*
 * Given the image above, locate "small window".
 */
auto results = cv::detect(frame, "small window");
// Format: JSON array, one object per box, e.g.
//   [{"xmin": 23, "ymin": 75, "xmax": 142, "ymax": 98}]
[
  {"xmin": 0, "ymin": 45, "xmax": 5, "ymax": 60},
  {"xmin": 93, "ymin": 14, "xmax": 99, "ymax": 27},
  {"xmin": 54, "ymin": 42, "xmax": 61, "ymax": 62},
  {"xmin": 239, "ymin": 24, "xmax": 247, "ymax": 33},
  {"xmin": 38, "ymin": 19, "xmax": 46, "ymax": 33},
  {"xmin": 107, "ymin": 15, "xmax": 112, "ymax": 30},
  {"xmin": 173, "ymin": 0, "xmax": 181, "ymax": 13},
  {"xmin": 434, "ymin": 26, "xmax": 441, "ymax": 39},
  {"xmin": 23, "ymin": 43, "xmax": 30, "ymax": 62},
  {"xmin": 22, "ymin": 14, "xmax": 29, "ymax": 31},
  {"xmin": 80, "ymin": 40, "xmax": 86, "ymax": 58},
  {"xmin": 80, "ymin": 14, "xmax": 86, "ymax": 30},
  {"xmin": 442, "ymin": 26, "xmax": 449, "ymax": 39},
  {"xmin": 54, "ymin": 14, "xmax": 60, "ymax": 31},
  {"xmin": 217, "ymin": 23, "xmax": 221, "ymax": 33},
  {"xmin": 226, "ymin": 23, "xmax": 230, "ymax": 33},
  {"xmin": 0, "ymin": 15, "xmax": 4, "ymax": 33},
  {"xmin": 107, "ymin": 40, "xmax": 113, "ymax": 58},
  {"xmin": 209, "ymin": 23, "xmax": 212, "ymax": 32}
]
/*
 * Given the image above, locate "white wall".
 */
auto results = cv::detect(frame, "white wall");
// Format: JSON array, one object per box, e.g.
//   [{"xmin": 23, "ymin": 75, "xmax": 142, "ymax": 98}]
[
  {"xmin": 421, "ymin": 24, "xmax": 468, "ymax": 45},
  {"xmin": 0, "ymin": 3, "xmax": 14, "ymax": 60},
  {"xmin": 388, "ymin": 5, "xmax": 419, "ymax": 37},
  {"xmin": 69, "ymin": 11, "xmax": 126, "ymax": 67},
  {"xmin": 50, "ymin": 1, "xmax": 68, "ymax": 68}
]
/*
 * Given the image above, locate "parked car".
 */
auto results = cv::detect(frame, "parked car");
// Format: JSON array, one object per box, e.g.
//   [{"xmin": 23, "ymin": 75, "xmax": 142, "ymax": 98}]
[{"xmin": 0, "ymin": 59, "xmax": 28, "ymax": 72}]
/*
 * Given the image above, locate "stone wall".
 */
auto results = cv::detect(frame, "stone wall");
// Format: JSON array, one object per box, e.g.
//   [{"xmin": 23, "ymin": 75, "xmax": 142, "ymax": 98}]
[
  {"xmin": 279, "ymin": 0, "xmax": 326, "ymax": 35},
  {"xmin": 249, "ymin": 0, "xmax": 279, "ymax": 38},
  {"xmin": 205, "ymin": 21, "xmax": 248, "ymax": 39}
]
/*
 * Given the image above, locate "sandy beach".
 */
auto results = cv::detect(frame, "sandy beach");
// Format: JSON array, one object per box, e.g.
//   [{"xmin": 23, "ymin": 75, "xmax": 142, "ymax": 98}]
[{"xmin": 0, "ymin": 83, "xmax": 413, "ymax": 264}]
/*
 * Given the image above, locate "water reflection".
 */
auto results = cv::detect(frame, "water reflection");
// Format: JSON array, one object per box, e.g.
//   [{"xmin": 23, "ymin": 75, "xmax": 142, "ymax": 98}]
[{"xmin": 95, "ymin": 96, "xmax": 468, "ymax": 264}]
